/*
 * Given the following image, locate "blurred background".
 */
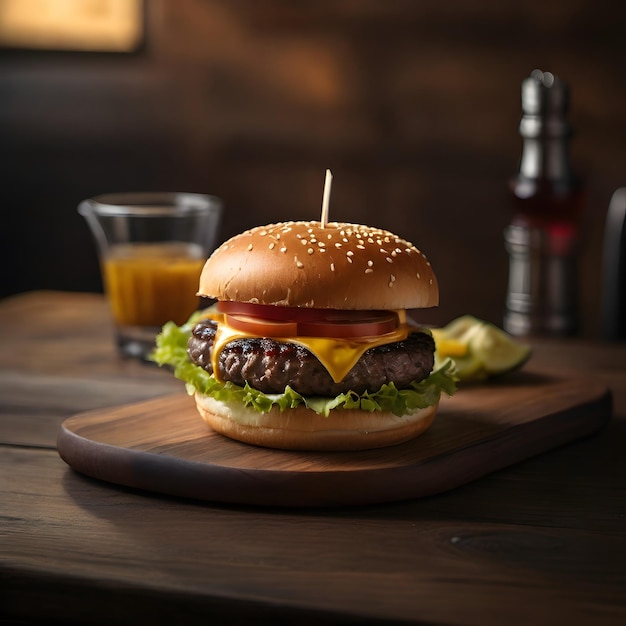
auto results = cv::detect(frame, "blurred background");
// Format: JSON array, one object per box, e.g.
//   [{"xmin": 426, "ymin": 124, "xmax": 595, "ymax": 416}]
[{"xmin": 0, "ymin": 0, "xmax": 624, "ymax": 335}]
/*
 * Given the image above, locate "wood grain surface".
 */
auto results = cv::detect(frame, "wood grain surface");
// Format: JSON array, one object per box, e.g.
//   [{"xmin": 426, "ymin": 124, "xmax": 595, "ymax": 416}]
[
  {"xmin": 57, "ymin": 370, "xmax": 611, "ymax": 506},
  {"xmin": 2, "ymin": 292, "xmax": 626, "ymax": 626}
]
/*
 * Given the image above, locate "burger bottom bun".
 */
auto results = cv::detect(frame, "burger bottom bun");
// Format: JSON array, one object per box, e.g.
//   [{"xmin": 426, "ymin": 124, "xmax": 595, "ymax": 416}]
[{"xmin": 194, "ymin": 393, "xmax": 439, "ymax": 451}]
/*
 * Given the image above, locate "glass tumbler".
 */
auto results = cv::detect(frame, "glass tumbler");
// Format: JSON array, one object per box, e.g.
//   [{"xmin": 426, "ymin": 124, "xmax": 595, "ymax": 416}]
[{"xmin": 79, "ymin": 192, "xmax": 222, "ymax": 360}]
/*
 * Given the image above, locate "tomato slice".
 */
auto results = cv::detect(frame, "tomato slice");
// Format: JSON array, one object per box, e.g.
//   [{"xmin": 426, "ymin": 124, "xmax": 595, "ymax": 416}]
[
  {"xmin": 297, "ymin": 314, "xmax": 398, "ymax": 338},
  {"xmin": 225, "ymin": 314, "xmax": 298, "ymax": 337},
  {"xmin": 220, "ymin": 302, "xmax": 399, "ymax": 339},
  {"xmin": 218, "ymin": 301, "xmax": 318, "ymax": 322},
  {"xmin": 219, "ymin": 301, "xmax": 396, "ymax": 323}
]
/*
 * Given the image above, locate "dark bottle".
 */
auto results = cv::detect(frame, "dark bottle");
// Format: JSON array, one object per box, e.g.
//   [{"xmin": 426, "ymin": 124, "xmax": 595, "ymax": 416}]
[{"xmin": 504, "ymin": 69, "xmax": 584, "ymax": 337}]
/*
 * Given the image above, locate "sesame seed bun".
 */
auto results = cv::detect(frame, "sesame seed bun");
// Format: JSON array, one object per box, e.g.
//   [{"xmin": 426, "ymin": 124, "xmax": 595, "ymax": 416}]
[
  {"xmin": 190, "ymin": 220, "xmax": 443, "ymax": 451},
  {"xmin": 198, "ymin": 221, "xmax": 438, "ymax": 310},
  {"xmin": 195, "ymin": 392, "xmax": 439, "ymax": 451}
]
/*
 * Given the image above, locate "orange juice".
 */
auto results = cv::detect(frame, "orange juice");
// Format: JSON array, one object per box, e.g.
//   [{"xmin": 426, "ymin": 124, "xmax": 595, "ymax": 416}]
[{"xmin": 103, "ymin": 243, "xmax": 206, "ymax": 327}]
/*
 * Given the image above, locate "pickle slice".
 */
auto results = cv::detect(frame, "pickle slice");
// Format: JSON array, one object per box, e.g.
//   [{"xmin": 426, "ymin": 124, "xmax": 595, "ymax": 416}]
[
  {"xmin": 468, "ymin": 322, "xmax": 532, "ymax": 375},
  {"xmin": 444, "ymin": 352, "xmax": 486, "ymax": 381},
  {"xmin": 438, "ymin": 315, "xmax": 484, "ymax": 341},
  {"xmin": 433, "ymin": 315, "xmax": 531, "ymax": 382}
]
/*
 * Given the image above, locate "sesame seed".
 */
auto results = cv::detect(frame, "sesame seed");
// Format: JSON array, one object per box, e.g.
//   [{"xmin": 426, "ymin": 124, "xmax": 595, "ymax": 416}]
[
  {"xmin": 295, "ymin": 256, "xmax": 304, "ymax": 268},
  {"xmin": 247, "ymin": 243, "xmax": 253, "ymax": 251},
  {"xmin": 269, "ymin": 242, "xmax": 276, "ymax": 250},
  {"xmin": 260, "ymin": 230, "xmax": 267, "ymax": 236},
  {"xmin": 343, "ymin": 238, "xmax": 348, "ymax": 243},
  {"xmin": 301, "ymin": 239, "xmax": 308, "ymax": 245},
  {"xmin": 357, "ymin": 245, "xmax": 365, "ymax": 250},
  {"xmin": 280, "ymin": 246, "xmax": 287, "ymax": 253},
  {"xmin": 307, "ymin": 248, "xmax": 314, "ymax": 255},
  {"xmin": 330, "ymin": 263, "xmax": 335, "ymax": 271},
  {"xmin": 416, "ymin": 272, "xmax": 421, "ymax": 279},
  {"xmin": 367, "ymin": 260, "xmax": 373, "ymax": 267},
  {"xmin": 380, "ymin": 248, "xmax": 388, "ymax": 254},
  {"xmin": 347, "ymin": 256, "xmax": 353, "ymax": 264},
  {"xmin": 429, "ymin": 278, "xmax": 433, "ymax": 284},
  {"xmin": 390, "ymin": 274, "xmax": 396, "ymax": 282},
  {"xmin": 335, "ymin": 242, "xmax": 342, "ymax": 248},
  {"xmin": 365, "ymin": 268, "xmax": 373, "ymax": 274},
  {"xmin": 386, "ymin": 257, "xmax": 393, "ymax": 264},
  {"xmin": 327, "ymin": 233, "xmax": 333, "ymax": 240},
  {"xmin": 318, "ymin": 241, "xmax": 325, "ymax": 247}
]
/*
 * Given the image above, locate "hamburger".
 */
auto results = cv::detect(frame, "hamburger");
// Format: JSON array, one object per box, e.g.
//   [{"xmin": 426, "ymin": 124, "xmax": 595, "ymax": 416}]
[{"xmin": 153, "ymin": 220, "xmax": 456, "ymax": 451}]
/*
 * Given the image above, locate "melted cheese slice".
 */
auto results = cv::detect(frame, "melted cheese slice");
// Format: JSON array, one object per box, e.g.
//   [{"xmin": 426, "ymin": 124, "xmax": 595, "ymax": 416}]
[{"xmin": 207, "ymin": 311, "xmax": 411, "ymax": 384}]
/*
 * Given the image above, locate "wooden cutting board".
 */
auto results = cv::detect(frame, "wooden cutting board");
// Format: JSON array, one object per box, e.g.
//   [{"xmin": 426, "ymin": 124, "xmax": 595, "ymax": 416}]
[{"xmin": 57, "ymin": 369, "xmax": 612, "ymax": 507}]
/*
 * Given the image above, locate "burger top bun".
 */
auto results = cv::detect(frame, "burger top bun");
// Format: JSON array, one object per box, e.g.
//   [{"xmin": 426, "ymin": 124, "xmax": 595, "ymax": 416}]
[{"xmin": 199, "ymin": 221, "xmax": 438, "ymax": 310}]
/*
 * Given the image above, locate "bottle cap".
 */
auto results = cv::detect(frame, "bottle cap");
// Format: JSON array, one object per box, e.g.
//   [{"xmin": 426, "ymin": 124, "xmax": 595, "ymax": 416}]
[{"xmin": 520, "ymin": 69, "xmax": 571, "ymax": 137}]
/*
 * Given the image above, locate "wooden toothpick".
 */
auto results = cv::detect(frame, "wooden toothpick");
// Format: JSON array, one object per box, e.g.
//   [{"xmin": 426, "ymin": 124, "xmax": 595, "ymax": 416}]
[{"xmin": 320, "ymin": 169, "xmax": 333, "ymax": 228}]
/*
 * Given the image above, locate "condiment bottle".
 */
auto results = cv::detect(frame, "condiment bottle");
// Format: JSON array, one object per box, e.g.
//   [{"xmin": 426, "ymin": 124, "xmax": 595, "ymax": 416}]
[{"xmin": 504, "ymin": 69, "xmax": 584, "ymax": 337}]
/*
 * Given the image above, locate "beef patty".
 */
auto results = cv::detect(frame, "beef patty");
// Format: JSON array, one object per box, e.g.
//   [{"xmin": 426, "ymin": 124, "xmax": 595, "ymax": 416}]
[{"xmin": 188, "ymin": 318, "xmax": 435, "ymax": 397}]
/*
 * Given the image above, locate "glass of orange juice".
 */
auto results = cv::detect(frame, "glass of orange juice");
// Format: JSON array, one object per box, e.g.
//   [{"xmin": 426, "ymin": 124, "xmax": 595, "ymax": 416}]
[{"xmin": 79, "ymin": 192, "xmax": 222, "ymax": 360}]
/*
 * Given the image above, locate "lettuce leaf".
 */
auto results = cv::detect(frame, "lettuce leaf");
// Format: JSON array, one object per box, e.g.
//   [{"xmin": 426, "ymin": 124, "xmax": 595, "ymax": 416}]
[{"xmin": 150, "ymin": 314, "xmax": 457, "ymax": 418}]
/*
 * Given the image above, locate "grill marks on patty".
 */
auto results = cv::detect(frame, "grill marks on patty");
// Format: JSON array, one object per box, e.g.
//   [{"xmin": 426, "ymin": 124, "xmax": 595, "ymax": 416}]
[{"xmin": 188, "ymin": 318, "xmax": 435, "ymax": 397}]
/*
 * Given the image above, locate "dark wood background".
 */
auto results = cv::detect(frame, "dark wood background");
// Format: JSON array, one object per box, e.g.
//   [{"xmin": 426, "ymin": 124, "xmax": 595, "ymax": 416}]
[{"xmin": 1, "ymin": 0, "xmax": 624, "ymax": 336}]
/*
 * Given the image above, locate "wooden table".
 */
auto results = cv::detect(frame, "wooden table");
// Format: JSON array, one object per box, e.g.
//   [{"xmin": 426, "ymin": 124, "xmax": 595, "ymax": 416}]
[{"xmin": 2, "ymin": 291, "xmax": 626, "ymax": 625}]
